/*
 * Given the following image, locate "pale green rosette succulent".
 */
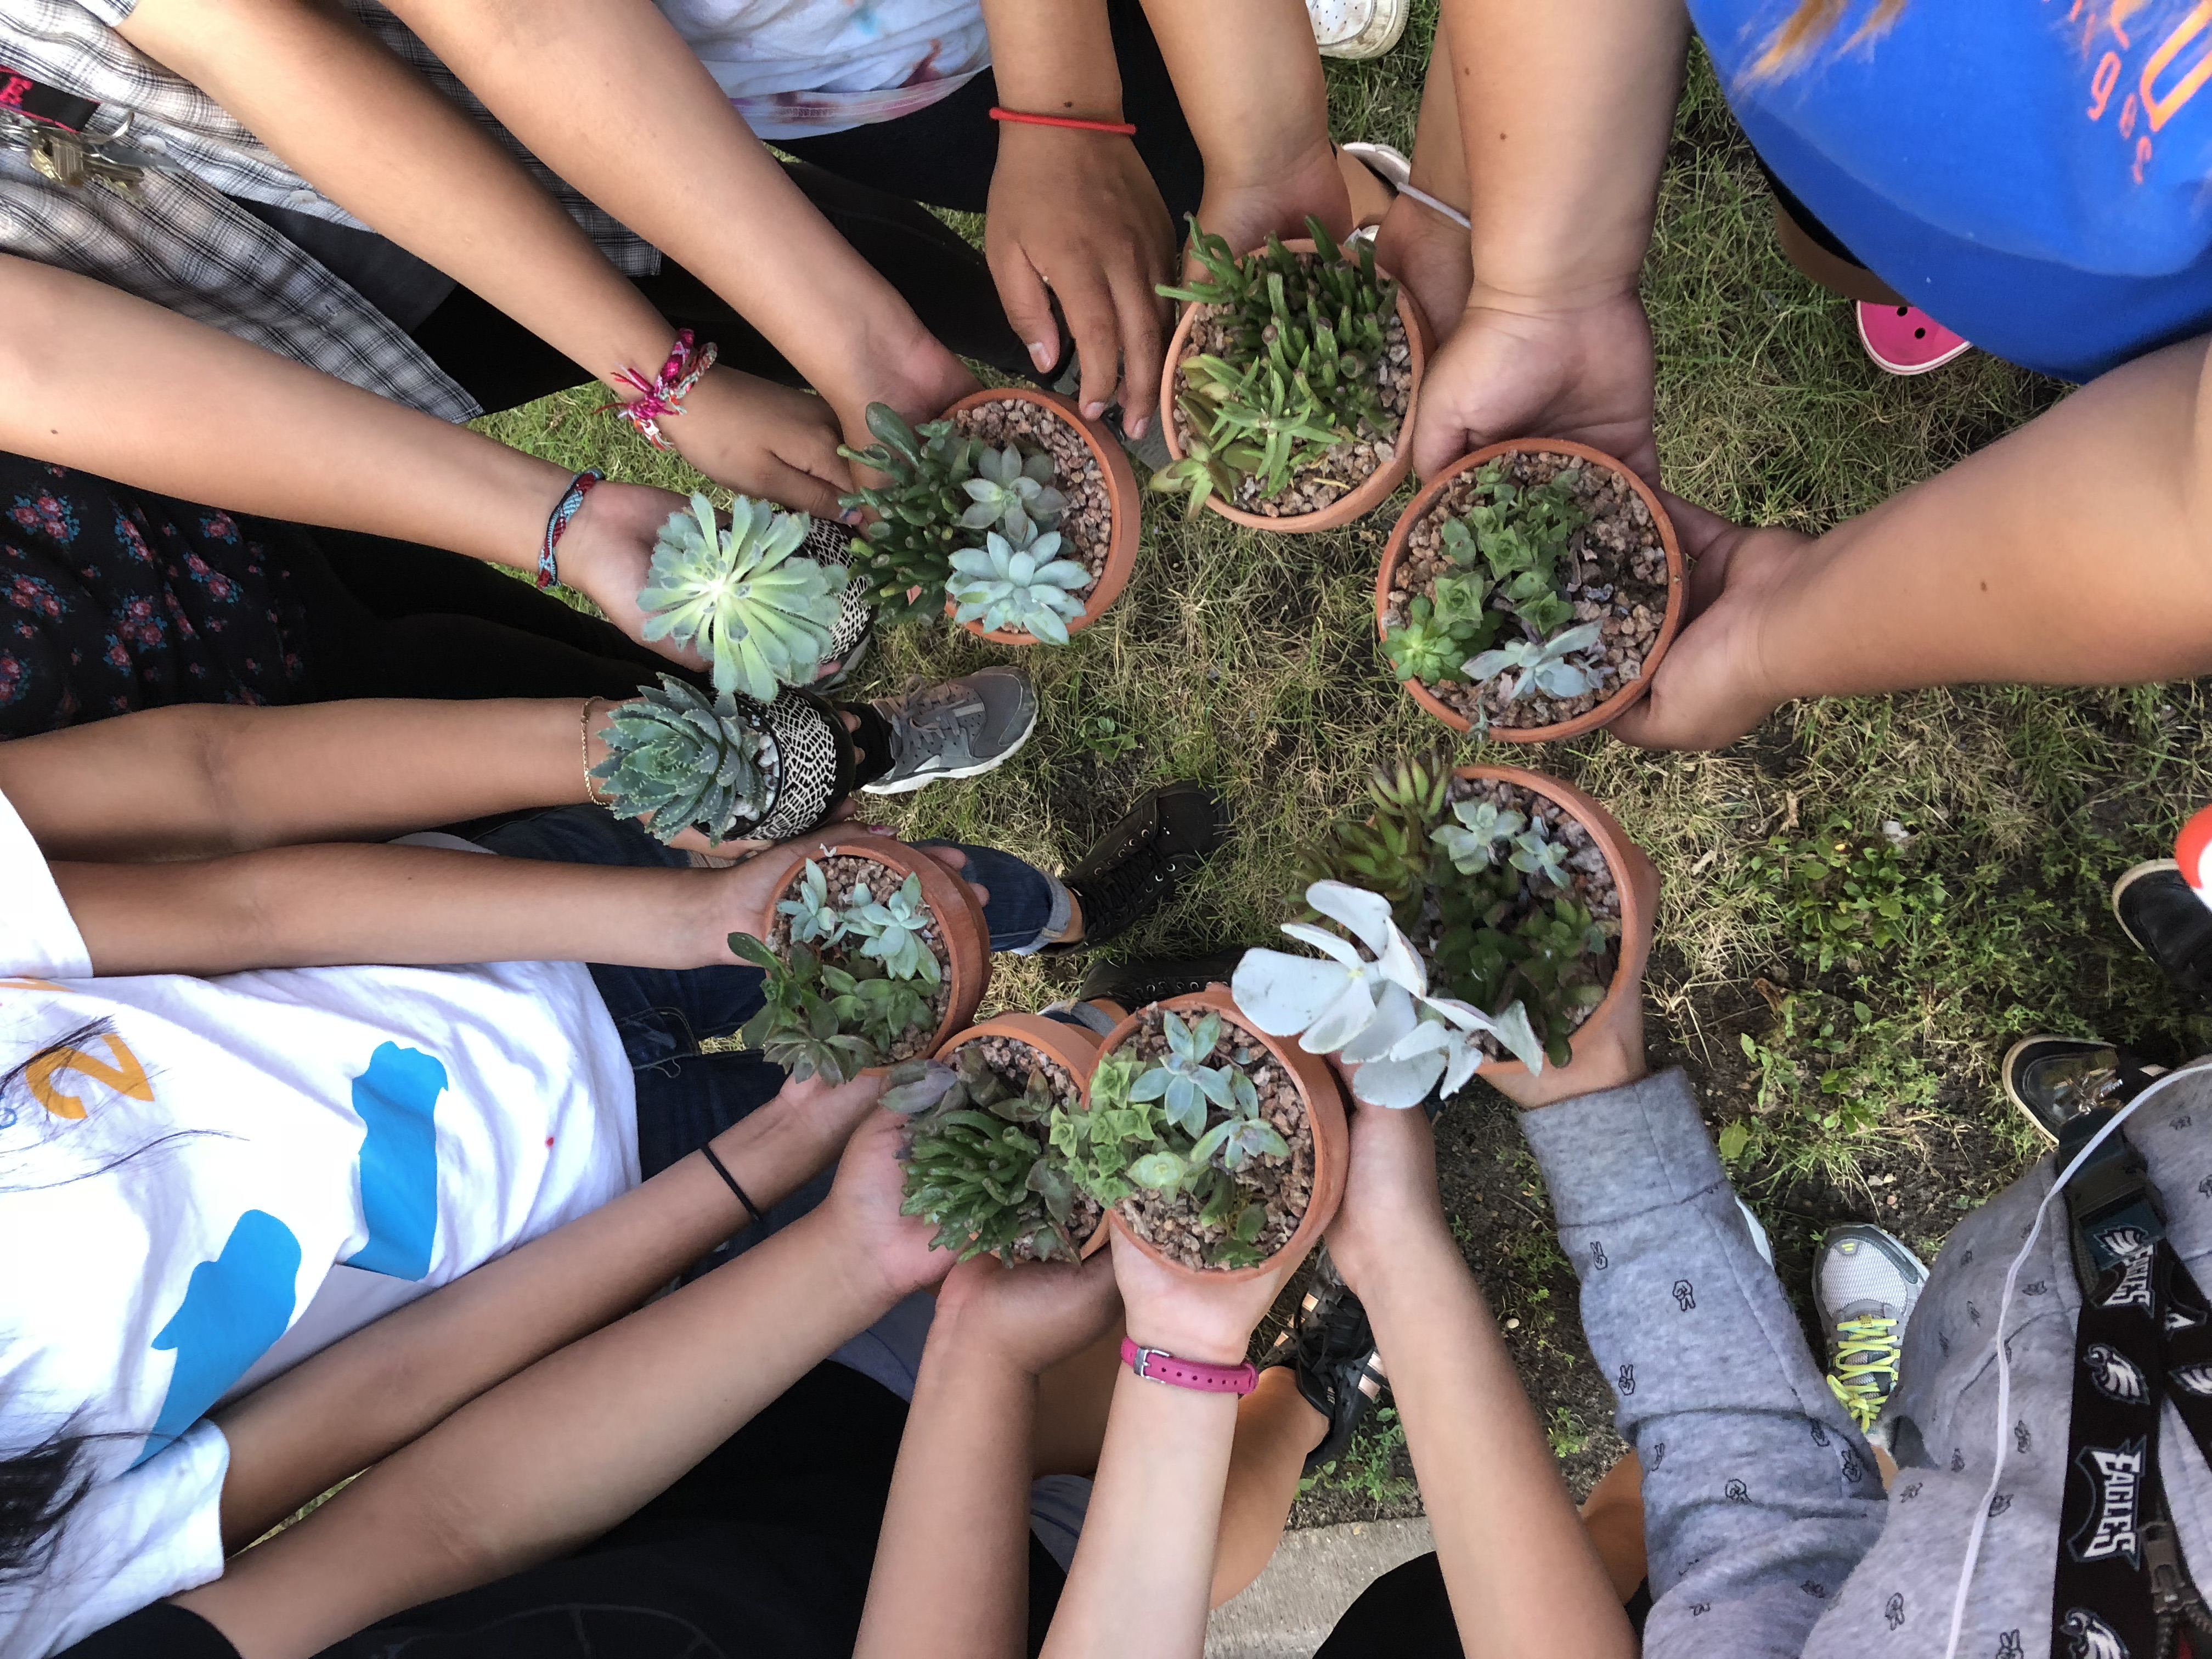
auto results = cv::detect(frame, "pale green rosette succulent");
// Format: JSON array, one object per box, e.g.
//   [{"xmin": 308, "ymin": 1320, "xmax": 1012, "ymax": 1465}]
[
  {"xmin": 639, "ymin": 493, "xmax": 850, "ymax": 701},
  {"xmin": 946, "ymin": 530, "xmax": 1091, "ymax": 645}
]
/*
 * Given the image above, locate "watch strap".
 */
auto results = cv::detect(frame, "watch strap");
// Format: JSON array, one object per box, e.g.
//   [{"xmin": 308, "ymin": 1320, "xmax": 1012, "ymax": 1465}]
[{"xmin": 1121, "ymin": 1337, "xmax": 1257, "ymax": 1395}]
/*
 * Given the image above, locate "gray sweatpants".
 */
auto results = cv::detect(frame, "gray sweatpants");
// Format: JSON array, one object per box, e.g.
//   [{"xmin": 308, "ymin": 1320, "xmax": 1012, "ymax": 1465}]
[{"xmin": 1521, "ymin": 1062, "xmax": 2212, "ymax": 1658}]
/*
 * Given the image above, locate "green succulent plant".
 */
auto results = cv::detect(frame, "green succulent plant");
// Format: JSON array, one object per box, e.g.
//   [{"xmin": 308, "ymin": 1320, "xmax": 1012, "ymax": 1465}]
[
  {"xmin": 1155, "ymin": 215, "xmax": 1402, "ymax": 510},
  {"xmin": 1147, "ymin": 397, "xmax": 1265, "ymax": 520},
  {"xmin": 776, "ymin": 859, "xmax": 850, "ymax": 947},
  {"xmin": 588, "ymin": 675, "xmax": 774, "ymax": 843},
  {"xmin": 1465, "ymin": 622, "xmax": 1605, "ymax": 704},
  {"xmin": 959, "ymin": 443, "xmax": 1066, "ymax": 546},
  {"xmin": 1057, "ymin": 1014, "xmax": 1289, "ymax": 1272},
  {"xmin": 844, "ymin": 871, "xmax": 943, "ymax": 984},
  {"xmin": 639, "ymin": 493, "xmax": 849, "ymax": 702},
  {"xmin": 887, "ymin": 1045, "xmax": 1088, "ymax": 1265},
  {"xmin": 1384, "ymin": 462, "xmax": 1600, "ymax": 688},
  {"xmin": 729, "ymin": 935, "xmax": 876, "ymax": 1084},
  {"xmin": 1295, "ymin": 770, "xmax": 1620, "ymax": 1071},
  {"xmin": 946, "ymin": 530, "xmax": 1091, "ymax": 644}
]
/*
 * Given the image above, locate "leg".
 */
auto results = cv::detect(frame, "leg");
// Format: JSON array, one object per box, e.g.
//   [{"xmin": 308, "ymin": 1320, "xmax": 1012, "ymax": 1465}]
[
  {"xmin": 1210, "ymin": 1367, "xmax": 1328, "ymax": 1605},
  {"xmin": 1576, "ymin": 1450, "xmax": 1647, "ymax": 1603}
]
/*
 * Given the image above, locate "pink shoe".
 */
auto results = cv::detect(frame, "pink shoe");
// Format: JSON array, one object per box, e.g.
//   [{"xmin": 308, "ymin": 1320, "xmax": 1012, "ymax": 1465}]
[{"xmin": 1856, "ymin": 302, "xmax": 1972, "ymax": 375}]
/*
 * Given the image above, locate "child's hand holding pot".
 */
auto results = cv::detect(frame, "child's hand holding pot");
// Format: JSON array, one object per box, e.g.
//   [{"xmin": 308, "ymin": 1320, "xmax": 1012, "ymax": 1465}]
[
  {"xmin": 933, "ymin": 1251, "xmax": 1122, "ymax": 1380},
  {"xmin": 1107, "ymin": 1224, "xmax": 1295, "ymax": 1368}
]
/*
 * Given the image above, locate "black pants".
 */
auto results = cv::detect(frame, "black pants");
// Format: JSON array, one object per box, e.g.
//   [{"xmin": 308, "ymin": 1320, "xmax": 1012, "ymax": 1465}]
[{"xmin": 410, "ymin": 0, "xmax": 1204, "ymax": 414}]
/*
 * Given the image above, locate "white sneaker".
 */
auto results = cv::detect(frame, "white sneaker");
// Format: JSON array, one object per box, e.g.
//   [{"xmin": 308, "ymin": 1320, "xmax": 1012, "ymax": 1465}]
[
  {"xmin": 1814, "ymin": 1224, "xmax": 1929, "ymax": 1440},
  {"xmin": 1308, "ymin": 0, "xmax": 1410, "ymax": 59}
]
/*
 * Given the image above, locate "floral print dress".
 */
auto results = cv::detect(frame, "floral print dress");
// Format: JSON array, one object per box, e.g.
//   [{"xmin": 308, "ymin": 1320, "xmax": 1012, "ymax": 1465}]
[{"xmin": 1, "ymin": 453, "xmax": 311, "ymax": 737}]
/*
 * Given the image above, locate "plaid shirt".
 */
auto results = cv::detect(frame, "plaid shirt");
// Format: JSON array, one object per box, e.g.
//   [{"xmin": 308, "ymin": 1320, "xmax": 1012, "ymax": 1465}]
[{"xmin": 0, "ymin": 0, "xmax": 658, "ymax": 422}]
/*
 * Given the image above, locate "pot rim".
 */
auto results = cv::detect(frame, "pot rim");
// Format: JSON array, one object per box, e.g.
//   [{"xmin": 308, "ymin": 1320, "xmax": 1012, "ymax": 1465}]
[
  {"xmin": 938, "ymin": 386, "xmax": 1141, "ymax": 646},
  {"xmin": 1091, "ymin": 989, "xmax": 1347, "ymax": 1282},
  {"xmin": 1375, "ymin": 438, "xmax": 1685, "ymax": 742},
  {"xmin": 1158, "ymin": 238, "xmax": 1429, "ymax": 535}
]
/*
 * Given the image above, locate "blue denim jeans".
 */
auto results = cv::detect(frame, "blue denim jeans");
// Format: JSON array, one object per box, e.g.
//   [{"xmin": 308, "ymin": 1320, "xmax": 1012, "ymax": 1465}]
[{"xmin": 471, "ymin": 806, "xmax": 1062, "ymax": 1177}]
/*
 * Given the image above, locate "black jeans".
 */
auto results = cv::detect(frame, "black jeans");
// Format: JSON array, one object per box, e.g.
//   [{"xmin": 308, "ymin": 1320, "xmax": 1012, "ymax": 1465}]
[{"xmin": 409, "ymin": 0, "xmax": 1203, "ymax": 414}]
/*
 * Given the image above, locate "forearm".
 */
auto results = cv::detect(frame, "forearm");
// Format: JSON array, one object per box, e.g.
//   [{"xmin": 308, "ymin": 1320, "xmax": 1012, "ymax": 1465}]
[
  {"xmin": 181, "ymin": 1207, "xmax": 897, "ymax": 1657},
  {"xmin": 116, "ymin": 0, "xmax": 679, "ymax": 396},
  {"xmin": 1750, "ymin": 335, "xmax": 2212, "ymax": 702},
  {"xmin": 1441, "ymin": 0, "xmax": 1686, "ymax": 304},
  {"xmin": 857, "ymin": 1322, "xmax": 1041, "ymax": 1659},
  {"xmin": 1043, "ymin": 1370, "xmax": 1238, "ymax": 1659},
  {"xmin": 0, "ymin": 257, "xmax": 565, "ymax": 568},
  {"xmin": 374, "ymin": 0, "xmax": 939, "ymax": 416},
  {"xmin": 1137, "ymin": 0, "xmax": 1332, "ymax": 188},
  {"xmin": 0, "ymin": 699, "xmax": 607, "ymax": 863},
  {"xmin": 215, "ymin": 1093, "xmax": 836, "ymax": 1546},
  {"xmin": 50, "ymin": 845, "xmax": 728, "ymax": 975},
  {"xmin": 983, "ymin": 0, "xmax": 1122, "ymax": 119},
  {"xmin": 1364, "ymin": 1238, "xmax": 1634, "ymax": 1659}
]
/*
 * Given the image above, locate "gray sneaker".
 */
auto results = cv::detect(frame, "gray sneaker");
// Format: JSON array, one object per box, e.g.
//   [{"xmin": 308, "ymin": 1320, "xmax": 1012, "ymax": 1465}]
[
  {"xmin": 1814, "ymin": 1223, "xmax": 1929, "ymax": 1440},
  {"xmin": 862, "ymin": 668, "xmax": 1039, "ymax": 795}
]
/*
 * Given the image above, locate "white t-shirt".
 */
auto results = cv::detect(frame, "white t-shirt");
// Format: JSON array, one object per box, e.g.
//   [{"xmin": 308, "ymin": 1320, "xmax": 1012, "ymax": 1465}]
[
  {"xmin": 0, "ymin": 797, "xmax": 639, "ymax": 1657},
  {"xmin": 654, "ymin": 0, "xmax": 991, "ymax": 139}
]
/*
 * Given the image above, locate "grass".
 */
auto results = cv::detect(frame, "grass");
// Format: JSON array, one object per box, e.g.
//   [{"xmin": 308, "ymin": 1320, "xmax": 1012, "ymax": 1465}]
[{"xmin": 479, "ymin": 30, "xmax": 2212, "ymax": 1513}]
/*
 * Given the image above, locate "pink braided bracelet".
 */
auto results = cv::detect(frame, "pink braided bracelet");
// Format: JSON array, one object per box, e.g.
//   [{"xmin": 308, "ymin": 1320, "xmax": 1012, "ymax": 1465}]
[{"xmin": 609, "ymin": 329, "xmax": 719, "ymax": 450}]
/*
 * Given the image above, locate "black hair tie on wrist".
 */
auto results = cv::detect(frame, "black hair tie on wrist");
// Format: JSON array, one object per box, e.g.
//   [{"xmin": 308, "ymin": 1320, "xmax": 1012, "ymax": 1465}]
[{"xmin": 699, "ymin": 1142, "xmax": 760, "ymax": 1228}]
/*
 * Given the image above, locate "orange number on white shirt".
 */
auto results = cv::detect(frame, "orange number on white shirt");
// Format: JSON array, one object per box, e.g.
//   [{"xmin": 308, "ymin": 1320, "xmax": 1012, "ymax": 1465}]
[{"xmin": 26, "ymin": 1032, "xmax": 153, "ymax": 1120}]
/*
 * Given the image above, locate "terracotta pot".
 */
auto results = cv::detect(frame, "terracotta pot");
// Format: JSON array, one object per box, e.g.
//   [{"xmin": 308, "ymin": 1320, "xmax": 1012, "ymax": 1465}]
[
  {"xmin": 1448, "ymin": 765, "xmax": 1645, "ymax": 1084},
  {"xmin": 936, "ymin": 1012, "xmax": 1110, "ymax": 1257},
  {"xmin": 1093, "ymin": 989, "xmax": 1348, "ymax": 1282},
  {"xmin": 748, "ymin": 836, "xmax": 992, "ymax": 1071},
  {"xmin": 938, "ymin": 387, "xmax": 1141, "ymax": 647},
  {"xmin": 1158, "ymin": 239, "xmax": 1430, "ymax": 535},
  {"xmin": 1376, "ymin": 439, "xmax": 1684, "ymax": 743}
]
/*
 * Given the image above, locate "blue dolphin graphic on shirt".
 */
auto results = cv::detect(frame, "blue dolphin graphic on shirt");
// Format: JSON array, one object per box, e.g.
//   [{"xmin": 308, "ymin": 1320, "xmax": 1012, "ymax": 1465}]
[
  {"xmin": 342, "ymin": 1042, "xmax": 447, "ymax": 1282},
  {"xmin": 135, "ymin": 1208, "xmax": 301, "ymax": 1466}
]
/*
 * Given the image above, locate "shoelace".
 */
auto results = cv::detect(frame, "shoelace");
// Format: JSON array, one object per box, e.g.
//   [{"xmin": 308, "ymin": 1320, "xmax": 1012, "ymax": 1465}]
[
  {"xmin": 883, "ymin": 680, "xmax": 981, "ymax": 767},
  {"xmin": 1826, "ymin": 1314, "xmax": 1901, "ymax": 1432}
]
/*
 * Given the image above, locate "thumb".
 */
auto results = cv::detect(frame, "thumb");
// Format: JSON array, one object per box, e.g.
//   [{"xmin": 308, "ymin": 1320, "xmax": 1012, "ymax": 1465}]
[{"xmin": 989, "ymin": 240, "xmax": 1065, "ymax": 379}]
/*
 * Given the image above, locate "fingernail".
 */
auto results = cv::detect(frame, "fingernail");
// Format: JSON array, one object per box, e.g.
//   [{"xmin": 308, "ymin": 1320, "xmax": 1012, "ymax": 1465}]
[
  {"xmin": 840, "ymin": 508, "xmax": 864, "ymax": 525},
  {"xmin": 1029, "ymin": 340, "xmax": 1056, "ymax": 372},
  {"xmin": 1125, "ymin": 414, "xmax": 1149, "ymax": 439},
  {"xmin": 1082, "ymin": 400, "xmax": 1107, "ymax": 421}
]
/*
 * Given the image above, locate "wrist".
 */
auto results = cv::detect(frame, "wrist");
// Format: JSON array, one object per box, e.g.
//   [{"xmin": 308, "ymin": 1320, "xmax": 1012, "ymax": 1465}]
[
  {"xmin": 1120, "ymin": 1314, "xmax": 1252, "ymax": 1370},
  {"xmin": 1352, "ymin": 1232, "xmax": 1470, "ymax": 1325},
  {"xmin": 1463, "ymin": 272, "xmax": 1641, "ymax": 324}
]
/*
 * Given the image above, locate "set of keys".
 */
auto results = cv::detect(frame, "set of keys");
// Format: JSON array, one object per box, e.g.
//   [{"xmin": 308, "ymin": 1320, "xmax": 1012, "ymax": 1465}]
[{"xmin": 1, "ymin": 105, "xmax": 145, "ymax": 198}]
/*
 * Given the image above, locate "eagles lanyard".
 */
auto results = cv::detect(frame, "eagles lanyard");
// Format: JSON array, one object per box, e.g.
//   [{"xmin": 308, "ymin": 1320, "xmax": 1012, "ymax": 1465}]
[{"xmin": 2055, "ymin": 1105, "xmax": 2212, "ymax": 1658}]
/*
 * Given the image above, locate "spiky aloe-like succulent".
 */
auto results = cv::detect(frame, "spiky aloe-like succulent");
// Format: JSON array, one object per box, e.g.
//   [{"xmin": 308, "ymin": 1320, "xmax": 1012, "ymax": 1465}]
[
  {"xmin": 887, "ymin": 1045, "xmax": 1087, "ymax": 1265},
  {"xmin": 1156, "ymin": 215, "xmax": 1402, "ymax": 507},
  {"xmin": 639, "ymin": 493, "xmax": 849, "ymax": 701},
  {"xmin": 959, "ymin": 443, "xmax": 1066, "ymax": 546},
  {"xmin": 947, "ymin": 531, "xmax": 1091, "ymax": 644},
  {"xmin": 589, "ymin": 675, "xmax": 774, "ymax": 843}
]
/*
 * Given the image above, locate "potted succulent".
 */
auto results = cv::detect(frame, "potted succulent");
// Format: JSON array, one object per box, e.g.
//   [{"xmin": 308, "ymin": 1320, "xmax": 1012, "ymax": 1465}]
[
  {"xmin": 589, "ymin": 674, "xmax": 775, "ymax": 844},
  {"xmin": 730, "ymin": 838, "xmax": 990, "ymax": 1084},
  {"xmin": 882, "ymin": 1014, "xmax": 1107, "ymax": 1265},
  {"xmin": 838, "ymin": 389, "xmax": 1139, "ymax": 646},
  {"xmin": 1054, "ymin": 992, "xmax": 1346, "ymax": 1279},
  {"xmin": 1154, "ymin": 217, "xmax": 1426, "ymax": 532},
  {"xmin": 639, "ymin": 492, "xmax": 864, "ymax": 701},
  {"xmin": 1233, "ymin": 759, "xmax": 1646, "ymax": 1105},
  {"xmin": 1376, "ymin": 441, "xmax": 1683, "ymax": 741}
]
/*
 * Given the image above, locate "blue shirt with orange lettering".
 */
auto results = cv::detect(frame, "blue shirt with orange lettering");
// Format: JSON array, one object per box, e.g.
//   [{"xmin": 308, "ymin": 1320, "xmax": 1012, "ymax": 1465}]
[{"xmin": 1692, "ymin": 0, "xmax": 2212, "ymax": 381}]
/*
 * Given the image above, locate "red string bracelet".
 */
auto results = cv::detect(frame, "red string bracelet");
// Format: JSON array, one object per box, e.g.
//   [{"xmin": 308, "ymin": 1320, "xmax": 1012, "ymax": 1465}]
[{"xmin": 990, "ymin": 105, "xmax": 1137, "ymax": 137}]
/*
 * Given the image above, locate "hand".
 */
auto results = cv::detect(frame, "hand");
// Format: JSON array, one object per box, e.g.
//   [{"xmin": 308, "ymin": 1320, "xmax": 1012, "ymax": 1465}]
[
  {"xmin": 765, "ymin": 1063, "xmax": 900, "ymax": 1170},
  {"xmin": 1183, "ymin": 143, "xmax": 1353, "ymax": 284},
  {"xmin": 821, "ymin": 1107, "xmax": 958, "ymax": 1302},
  {"xmin": 1324, "ymin": 1101, "xmax": 1451, "ymax": 1303},
  {"xmin": 1409, "ymin": 287, "xmax": 1657, "ymax": 485},
  {"xmin": 1484, "ymin": 827, "xmax": 1660, "ymax": 1111},
  {"xmin": 934, "ymin": 1250, "xmax": 1122, "ymax": 1378},
  {"xmin": 662, "ymin": 366, "xmax": 854, "ymax": 519},
  {"xmin": 1370, "ymin": 189, "xmax": 1474, "ymax": 355},
  {"xmin": 1107, "ymin": 1225, "xmax": 1297, "ymax": 1368},
  {"xmin": 546, "ymin": 478, "xmax": 701, "ymax": 670},
  {"xmin": 708, "ymin": 834, "xmax": 992, "ymax": 964},
  {"xmin": 1607, "ymin": 495, "xmax": 1811, "ymax": 752},
  {"xmin": 987, "ymin": 124, "xmax": 1176, "ymax": 433}
]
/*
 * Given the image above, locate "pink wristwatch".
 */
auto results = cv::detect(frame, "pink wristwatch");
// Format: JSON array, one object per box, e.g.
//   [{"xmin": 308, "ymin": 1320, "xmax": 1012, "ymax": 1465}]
[{"xmin": 1121, "ymin": 1337, "xmax": 1258, "ymax": 1395}]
